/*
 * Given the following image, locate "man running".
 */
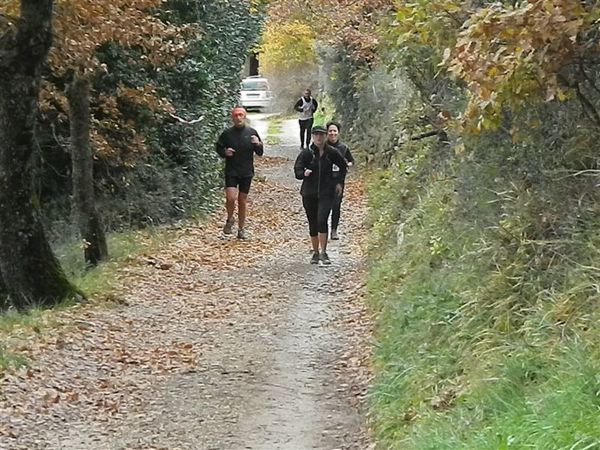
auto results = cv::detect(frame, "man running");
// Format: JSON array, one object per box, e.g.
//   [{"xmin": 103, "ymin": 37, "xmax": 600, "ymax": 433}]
[
  {"xmin": 215, "ymin": 106, "xmax": 263, "ymax": 239},
  {"xmin": 293, "ymin": 89, "xmax": 318, "ymax": 150}
]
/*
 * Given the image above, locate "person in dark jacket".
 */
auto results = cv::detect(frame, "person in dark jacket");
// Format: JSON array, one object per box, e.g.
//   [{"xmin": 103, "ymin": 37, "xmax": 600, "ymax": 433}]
[
  {"xmin": 215, "ymin": 106, "xmax": 263, "ymax": 239},
  {"xmin": 293, "ymin": 89, "xmax": 318, "ymax": 149},
  {"xmin": 294, "ymin": 125, "xmax": 347, "ymax": 265},
  {"xmin": 326, "ymin": 121, "xmax": 354, "ymax": 240}
]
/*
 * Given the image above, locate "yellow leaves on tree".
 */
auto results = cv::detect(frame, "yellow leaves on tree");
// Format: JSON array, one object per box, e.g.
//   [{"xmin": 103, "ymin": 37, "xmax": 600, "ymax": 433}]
[
  {"xmin": 444, "ymin": 0, "xmax": 591, "ymax": 131},
  {"xmin": 392, "ymin": 0, "xmax": 466, "ymax": 49},
  {"xmin": 311, "ymin": 0, "xmax": 393, "ymax": 61},
  {"xmin": 259, "ymin": 20, "xmax": 316, "ymax": 74},
  {"xmin": 263, "ymin": 0, "xmax": 392, "ymax": 65}
]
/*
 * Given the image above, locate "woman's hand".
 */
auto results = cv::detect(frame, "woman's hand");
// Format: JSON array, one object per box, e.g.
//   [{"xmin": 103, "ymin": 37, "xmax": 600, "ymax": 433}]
[
  {"xmin": 304, "ymin": 169, "xmax": 313, "ymax": 177},
  {"xmin": 335, "ymin": 184, "xmax": 343, "ymax": 196}
]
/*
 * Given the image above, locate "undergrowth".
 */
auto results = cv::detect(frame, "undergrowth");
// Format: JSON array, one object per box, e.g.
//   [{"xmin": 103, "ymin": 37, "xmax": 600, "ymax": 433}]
[{"xmin": 367, "ymin": 139, "xmax": 600, "ymax": 449}]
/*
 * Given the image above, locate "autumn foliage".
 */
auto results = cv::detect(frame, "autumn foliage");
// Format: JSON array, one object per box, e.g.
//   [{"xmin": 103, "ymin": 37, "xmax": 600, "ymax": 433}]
[
  {"xmin": 262, "ymin": 0, "xmax": 392, "ymax": 64},
  {"xmin": 445, "ymin": 1, "xmax": 597, "ymax": 129},
  {"xmin": 49, "ymin": 0, "xmax": 188, "ymax": 160},
  {"xmin": 259, "ymin": 0, "xmax": 392, "ymax": 107},
  {"xmin": 259, "ymin": 20, "xmax": 316, "ymax": 74}
]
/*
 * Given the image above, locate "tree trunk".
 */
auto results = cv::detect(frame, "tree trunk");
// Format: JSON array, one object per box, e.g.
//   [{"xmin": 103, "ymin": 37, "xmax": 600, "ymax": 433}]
[
  {"xmin": 0, "ymin": 0, "xmax": 82, "ymax": 309},
  {"xmin": 66, "ymin": 72, "xmax": 108, "ymax": 266}
]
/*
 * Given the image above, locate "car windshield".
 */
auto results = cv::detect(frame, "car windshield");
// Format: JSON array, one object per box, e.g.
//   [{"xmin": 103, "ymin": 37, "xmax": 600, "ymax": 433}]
[{"xmin": 242, "ymin": 80, "xmax": 269, "ymax": 91}]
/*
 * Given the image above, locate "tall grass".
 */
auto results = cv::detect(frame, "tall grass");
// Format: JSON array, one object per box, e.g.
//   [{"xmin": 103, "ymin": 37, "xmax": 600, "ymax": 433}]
[
  {"xmin": 55, "ymin": 229, "xmax": 166, "ymax": 297},
  {"xmin": 366, "ymin": 141, "xmax": 600, "ymax": 449}
]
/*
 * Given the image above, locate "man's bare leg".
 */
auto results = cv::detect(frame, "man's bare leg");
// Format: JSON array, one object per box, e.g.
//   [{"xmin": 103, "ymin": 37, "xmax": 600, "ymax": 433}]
[
  {"xmin": 225, "ymin": 187, "xmax": 237, "ymax": 220},
  {"xmin": 223, "ymin": 187, "xmax": 237, "ymax": 234},
  {"xmin": 238, "ymin": 192, "xmax": 248, "ymax": 230}
]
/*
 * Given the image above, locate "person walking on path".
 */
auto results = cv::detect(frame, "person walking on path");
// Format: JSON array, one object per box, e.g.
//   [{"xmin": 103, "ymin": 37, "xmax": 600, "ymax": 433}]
[
  {"xmin": 293, "ymin": 89, "xmax": 318, "ymax": 150},
  {"xmin": 294, "ymin": 125, "xmax": 348, "ymax": 265},
  {"xmin": 326, "ymin": 121, "xmax": 354, "ymax": 240},
  {"xmin": 215, "ymin": 106, "xmax": 264, "ymax": 239}
]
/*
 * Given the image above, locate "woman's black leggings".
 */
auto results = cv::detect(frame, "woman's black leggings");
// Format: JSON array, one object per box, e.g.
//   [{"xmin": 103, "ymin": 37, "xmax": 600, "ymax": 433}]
[
  {"xmin": 331, "ymin": 184, "xmax": 344, "ymax": 230},
  {"xmin": 302, "ymin": 195, "xmax": 333, "ymax": 237},
  {"xmin": 299, "ymin": 118, "xmax": 313, "ymax": 147}
]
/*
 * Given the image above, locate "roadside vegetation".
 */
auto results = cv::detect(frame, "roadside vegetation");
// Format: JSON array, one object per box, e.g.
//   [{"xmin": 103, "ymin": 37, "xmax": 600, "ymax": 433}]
[
  {"xmin": 0, "ymin": 227, "xmax": 172, "ymax": 373},
  {"xmin": 260, "ymin": 1, "xmax": 600, "ymax": 447}
]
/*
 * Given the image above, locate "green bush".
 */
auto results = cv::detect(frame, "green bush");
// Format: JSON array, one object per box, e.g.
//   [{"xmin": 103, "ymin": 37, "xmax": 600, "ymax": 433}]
[
  {"xmin": 324, "ymin": 36, "xmax": 600, "ymax": 446},
  {"xmin": 366, "ymin": 133, "xmax": 600, "ymax": 447},
  {"xmin": 363, "ymin": 108, "xmax": 600, "ymax": 446}
]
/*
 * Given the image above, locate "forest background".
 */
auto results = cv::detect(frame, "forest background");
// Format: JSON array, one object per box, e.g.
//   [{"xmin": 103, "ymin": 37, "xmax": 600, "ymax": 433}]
[{"xmin": 1, "ymin": 0, "xmax": 600, "ymax": 447}]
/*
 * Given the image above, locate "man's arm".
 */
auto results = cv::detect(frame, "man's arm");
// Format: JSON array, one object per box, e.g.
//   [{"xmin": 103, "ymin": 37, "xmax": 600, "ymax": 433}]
[
  {"xmin": 293, "ymin": 98, "xmax": 303, "ymax": 112},
  {"xmin": 215, "ymin": 131, "xmax": 227, "ymax": 158},
  {"xmin": 251, "ymin": 130, "xmax": 264, "ymax": 156},
  {"xmin": 312, "ymin": 98, "xmax": 318, "ymax": 112}
]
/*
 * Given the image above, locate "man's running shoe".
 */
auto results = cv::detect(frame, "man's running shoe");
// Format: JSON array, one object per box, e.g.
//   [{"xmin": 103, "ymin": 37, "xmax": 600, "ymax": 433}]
[
  {"xmin": 223, "ymin": 218, "xmax": 234, "ymax": 234},
  {"xmin": 320, "ymin": 252, "xmax": 331, "ymax": 265},
  {"xmin": 310, "ymin": 252, "xmax": 320, "ymax": 264},
  {"xmin": 237, "ymin": 228, "xmax": 248, "ymax": 239}
]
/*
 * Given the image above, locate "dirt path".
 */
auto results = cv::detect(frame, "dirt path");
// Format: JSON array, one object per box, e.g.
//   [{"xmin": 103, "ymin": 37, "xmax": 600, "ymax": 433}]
[{"xmin": 0, "ymin": 114, "xmax": 372, "ymax": 450}]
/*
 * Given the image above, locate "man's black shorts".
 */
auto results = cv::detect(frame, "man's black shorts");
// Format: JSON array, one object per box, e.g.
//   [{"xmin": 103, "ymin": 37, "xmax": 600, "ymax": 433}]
[{"xmin": 225, "ymin": 175, "xmax": 253, "ymax": 194}]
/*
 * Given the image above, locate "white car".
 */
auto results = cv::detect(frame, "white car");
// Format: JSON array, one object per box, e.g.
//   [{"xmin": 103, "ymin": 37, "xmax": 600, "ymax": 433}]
[{"xmin": 240, "ymin": 76, "xmax": 273, "ymax": 111}]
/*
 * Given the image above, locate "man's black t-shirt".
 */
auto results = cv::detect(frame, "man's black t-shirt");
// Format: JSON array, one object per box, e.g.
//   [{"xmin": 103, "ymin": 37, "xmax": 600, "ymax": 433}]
[{"xmin": 215, "ymin": 126, "xmax": 263, "ymax": 177}]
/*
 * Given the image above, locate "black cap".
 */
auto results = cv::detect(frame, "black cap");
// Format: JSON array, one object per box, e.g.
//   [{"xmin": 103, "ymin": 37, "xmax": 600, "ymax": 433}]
[{"xmin": 311, "ymin": 125, "xmax": 327, "ymax": 134}]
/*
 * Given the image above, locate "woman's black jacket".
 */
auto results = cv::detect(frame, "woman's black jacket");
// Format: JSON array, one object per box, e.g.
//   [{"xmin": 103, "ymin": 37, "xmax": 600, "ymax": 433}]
[
  {"xmin": 329, "ymin": 140, "xmax": 354, "ymax": 182},
  {"xmin": 294, "ymin": 143, "xmax": 348, "ymax": 198}
]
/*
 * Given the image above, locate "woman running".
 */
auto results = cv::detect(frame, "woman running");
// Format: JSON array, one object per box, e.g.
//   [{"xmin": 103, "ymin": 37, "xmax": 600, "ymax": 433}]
[
  {"xmin": 294, "ymin": 125, "xmax": 348, "ymax": 265},
  {"xmin": 326, "ymin": 121, "xmax": 354, "ymax": 240}
]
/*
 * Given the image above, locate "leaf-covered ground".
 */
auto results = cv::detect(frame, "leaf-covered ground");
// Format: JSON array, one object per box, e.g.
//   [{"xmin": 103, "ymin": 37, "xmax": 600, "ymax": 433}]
[{"xmin": 0, "ymin": 117, "xmax": 372, "ymax": 450}]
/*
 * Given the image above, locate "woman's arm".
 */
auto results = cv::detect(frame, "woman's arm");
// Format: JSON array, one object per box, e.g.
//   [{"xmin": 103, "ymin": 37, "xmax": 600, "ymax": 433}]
[
  {"xmin": 330, "ymin": 148, "xmax": 348, "ymax": 179},
  {"xmin": 294, "ymin": 150, "xmax": 311, "ymax": 180},
  {"xmin": 345, "ymin": 146, "xmax": 354, "ymax": 165}
]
